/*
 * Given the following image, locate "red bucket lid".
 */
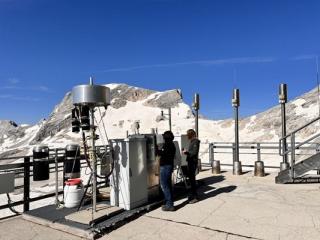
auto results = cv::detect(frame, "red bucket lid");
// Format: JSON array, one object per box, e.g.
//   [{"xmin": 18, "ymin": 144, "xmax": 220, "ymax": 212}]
[{"xmin": 65, "ymin": 178, "xmax": 82, "ymax": 186}]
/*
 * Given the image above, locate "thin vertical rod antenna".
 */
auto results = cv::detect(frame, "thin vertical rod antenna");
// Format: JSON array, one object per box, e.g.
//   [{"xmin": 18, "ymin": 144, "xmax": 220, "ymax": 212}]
[
  {"xmin": 233, "ymin": 68, "xmax": 237, "ymax": 88},
  {"xmin": 168, "ymin": 108, "xmax": 172, "ymax": 131},
  {"xmin": 316, "ymin": 56, "xmax": 320, "ymax": 116}
]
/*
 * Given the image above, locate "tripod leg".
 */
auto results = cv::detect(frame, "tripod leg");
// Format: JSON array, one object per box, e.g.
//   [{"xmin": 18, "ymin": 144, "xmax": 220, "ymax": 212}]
[{"xmin": 77, "ymin": 174, "xmax": 92, "ymax": 211}]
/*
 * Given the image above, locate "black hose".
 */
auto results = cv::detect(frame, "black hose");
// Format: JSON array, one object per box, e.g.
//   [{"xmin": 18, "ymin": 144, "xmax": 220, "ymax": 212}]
[
  {"xmin": 6, "ymin": 193, "xmax": 21, "ymax": 215},
  {"xmin": 81, "ymin": 131, "xmax": 115, "ymax": 180}
]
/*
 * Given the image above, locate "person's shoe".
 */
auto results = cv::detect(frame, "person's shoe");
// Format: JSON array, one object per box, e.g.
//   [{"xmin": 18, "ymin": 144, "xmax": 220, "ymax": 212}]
[
  {"xmin": 162, "ymin": 206, "xmax": 175, "ymax": 211},
  {"xmin": 188, "ymin": 198, "xmax": 198, "ymax": 204}
]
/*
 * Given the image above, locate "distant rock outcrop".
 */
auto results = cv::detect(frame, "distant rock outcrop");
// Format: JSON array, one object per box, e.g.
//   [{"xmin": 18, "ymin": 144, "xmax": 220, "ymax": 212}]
[
  {"xmin": 29, "ymin": 84, "xmax": 184, "ymax": 144},
  {"xmin": 143, "ymin": 89, "xmax": 183, "ymax": 108},
  {"xmin": 31, "ymin": 92, "xmax": 73, "ymax": 144}
]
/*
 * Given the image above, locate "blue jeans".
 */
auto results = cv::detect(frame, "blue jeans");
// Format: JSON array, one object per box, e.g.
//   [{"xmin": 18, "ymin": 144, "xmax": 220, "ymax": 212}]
[
  {"xmin": 160, "ymin": 165, "xmax": 173, "ymax": 207},
  {"xmin": 187, "ymin": 160, "xmax": 198, "ymax": 199}
]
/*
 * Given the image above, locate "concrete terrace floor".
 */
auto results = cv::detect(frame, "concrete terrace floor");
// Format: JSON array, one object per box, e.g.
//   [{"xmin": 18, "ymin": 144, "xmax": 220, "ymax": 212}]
[{"xmin": 1, "ymin": 170, "xmax": 320, "ymax": 240}]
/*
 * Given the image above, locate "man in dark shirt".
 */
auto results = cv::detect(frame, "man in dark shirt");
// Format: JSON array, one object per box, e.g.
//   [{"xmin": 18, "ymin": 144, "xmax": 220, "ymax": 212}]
[
  {"xmin": 183, "ymin": 129, "xmax": 200, "ymax": 203},
  {"xmin": 156, "ymin": 131, "xmax": 176, "ymax": 211}
]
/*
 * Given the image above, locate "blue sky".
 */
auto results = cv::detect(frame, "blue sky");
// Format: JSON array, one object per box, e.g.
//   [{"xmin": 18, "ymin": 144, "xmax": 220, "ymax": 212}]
[{"xmin": 0, "ymin": 0, "xmax": 320, "ymax": 124}]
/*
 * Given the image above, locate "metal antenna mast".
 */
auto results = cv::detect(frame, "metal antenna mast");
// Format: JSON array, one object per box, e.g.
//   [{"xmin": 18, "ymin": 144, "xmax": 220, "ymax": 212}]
[
  {"xmin": 71, "ymin": 78, "xmax": 111, "ymax": 215},
  {"xmin": 233, "ymin": 68, "xmax": 237, "ymax": 88}
]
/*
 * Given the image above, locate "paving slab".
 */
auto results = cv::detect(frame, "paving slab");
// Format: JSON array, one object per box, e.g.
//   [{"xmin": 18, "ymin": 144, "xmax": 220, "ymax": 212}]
[
  {"xmin": 65, "ymin": 203, "xmax": 123, "ymax": 225},
  {"xmin": 144, "ymin": 170, "xmax": 320, "ymax": 240},
  {"xmin": 102, "ymin": 215, "xmax": 235, "ymax": 240},
  {"xmin": 0, "ymin": 217, "xmax": 84, "ymax": 240}
]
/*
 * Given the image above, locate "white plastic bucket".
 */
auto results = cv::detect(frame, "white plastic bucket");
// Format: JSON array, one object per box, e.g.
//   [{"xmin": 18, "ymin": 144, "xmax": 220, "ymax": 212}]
[{"xmin": 64, "ymin": 178, "xmax": 84, "ymax": 208}]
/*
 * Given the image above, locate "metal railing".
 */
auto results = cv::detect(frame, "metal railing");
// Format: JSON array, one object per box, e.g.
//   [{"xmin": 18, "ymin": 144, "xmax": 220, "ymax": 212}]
[
  {"xmin": 0, "ymin": 146, "xmax": 110, "ymax": 218},
  {"xmin": 205, "ymin": 141, "xmax": 320, "ymax": 170},
  {"xmin": 279, "ymin": 116, "xmax": 320, "ymax": 179}
]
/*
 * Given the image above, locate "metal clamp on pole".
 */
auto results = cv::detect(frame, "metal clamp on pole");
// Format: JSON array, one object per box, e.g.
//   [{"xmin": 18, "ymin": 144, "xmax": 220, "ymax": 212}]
[
  {"xmin": 232, "ymin": 89, "xmax": 242, "ymax": 175},
  {"xmin": 279, "ymin": 83, "xmax": 289, "ymax": 171}
]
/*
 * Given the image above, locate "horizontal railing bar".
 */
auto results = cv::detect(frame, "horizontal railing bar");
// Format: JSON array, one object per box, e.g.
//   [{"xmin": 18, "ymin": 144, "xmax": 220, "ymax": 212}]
[
  {"xmin": 211, "ymin": 141, "xmax": 318, "ymax": 145},
  {"xmin": 211, "ymin": 145, "xmax": 317, "ymax": 150},
  {"xmin": 0, "ymin": 179, "xmax": 108, "ymax": 211},
  {"xmin": 0, "ymin": 200, "xmax": 24, "ymax": 211},
  {"xmin": 0, "ymin": 191, "xmax": 64, "ymax": 211},
  {"xmin": 279, "ymin": 116, "xmax": 320, "ymax": 142},
  {"xmin": 0, "ymin": 145, "xmax": 110, "ymax": 161},
  {"xmin": 218, "ymin": 163, "xmax": 280, "ymax": 169},
  {"xmin": 0, "ymin": 163, "xmax": 25, "ymax": 171},
  {"xmin": 295, "ymin": 133, "xmax": 320, "ymax": 150},
  {"xmin": 211, "ymin": 151, "xmax": 313, "ymax": 156}
]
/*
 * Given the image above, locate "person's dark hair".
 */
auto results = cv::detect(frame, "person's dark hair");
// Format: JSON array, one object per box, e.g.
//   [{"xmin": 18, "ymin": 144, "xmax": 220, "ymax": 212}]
[
  {"xmin": 163, "ymin": 131, "xmax": 174, "ymax": 142},
  {"xmin": 187, "ymin": 129, "xmax": 197, "ymax": 139}
]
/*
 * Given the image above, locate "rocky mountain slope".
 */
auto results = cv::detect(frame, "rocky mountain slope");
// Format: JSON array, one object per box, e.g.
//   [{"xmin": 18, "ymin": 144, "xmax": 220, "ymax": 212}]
[{"xmin": 1, "ymin": 83, "xmax": 320, "ymax": 163}]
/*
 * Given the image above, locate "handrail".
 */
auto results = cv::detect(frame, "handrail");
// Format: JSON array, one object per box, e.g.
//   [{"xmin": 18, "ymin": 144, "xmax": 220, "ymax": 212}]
[
  {"xmin": 279, "ymin": 116, "xmax": 320, "ymax": 141},
  {"xmin": 279, "ymin": 116, "xmax": 320, "ymax": 156},
  {"xmin": 277, "ymin": 116, "xmax": 320, "ymax": 180},
  {"xmin": 212, "ymin": 141, "xmax": 279, "ymax": 144},
  {"xmin": 294, "ymin": 133, "xmax": 320, "ymax": 151},
  {"xmin": 208, "ymin": 141, "xmax": 320, "ymax": 171},
  {"xmin": 280, "ymin": 133, "xmax": 320, "ymax": 156}
]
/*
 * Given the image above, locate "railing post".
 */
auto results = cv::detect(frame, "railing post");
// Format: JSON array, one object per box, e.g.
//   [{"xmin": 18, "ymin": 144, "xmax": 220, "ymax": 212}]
[
  {"xmin": 257, "ymin": 143, "xmax": 261, "ymax": 162},
  {"xmin": 254, "ymin": 143, "xmax": 265, "ymax": 177},
  {"xmin": 317, "ymin": 144, "xmax": 320, "ymax": 175},
  {"xmin": 23, "ymin": 157, "xmax": 30, "ymax": 212},
  {"xmin": 54, "ymin": 149, "xmax": 59, "ymax": 207},
  {"xmin": 290, "ymin": 134, "xmax": 296, "ymax": 180},
  {"xmin": 210, "ymin": 143, "xmax": 221, "ymax": 174},
  {"xmin": 209, "ymin": 143, "xmax": 214, "ymax": 163}
]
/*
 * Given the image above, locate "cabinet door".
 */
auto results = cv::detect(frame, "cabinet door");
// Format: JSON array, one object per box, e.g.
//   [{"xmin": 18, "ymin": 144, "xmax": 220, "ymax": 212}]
[{"xmin": 128, "ymin": 139, "xmax": 148, "ymax": 209}]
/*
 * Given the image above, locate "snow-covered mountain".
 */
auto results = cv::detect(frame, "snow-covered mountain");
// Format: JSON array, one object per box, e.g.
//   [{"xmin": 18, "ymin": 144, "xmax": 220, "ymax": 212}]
[{"xmin": 1, "ymin": 83, "xmax": 320, "ymax": 163}]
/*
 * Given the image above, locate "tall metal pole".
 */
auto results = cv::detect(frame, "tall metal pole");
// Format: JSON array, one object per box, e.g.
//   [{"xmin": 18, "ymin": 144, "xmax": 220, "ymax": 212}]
[
  {"xmin": 168, "ymin": 108, "xmax": 172, "ymax": 131},
  {"xmin": 55, "ymin": 149, "xmax": 59, "ymax": 207},
  {"xmin": 91, "ymin": 107, "xmax": 97, "ymax": 213},
  {"xmin": 193, "ymin": 93, "xmax": 200, "ymax": 138},
  {"xmin": 234, "ymin": 106, "xmax": 239, "ymax": 162},
  {"xmin": 232, "ymin": 89, "xmax": 242, "ymax": 175},
  {"xmin": 279, "ymin": 83, "xmax": 289, "ymax": 171}
]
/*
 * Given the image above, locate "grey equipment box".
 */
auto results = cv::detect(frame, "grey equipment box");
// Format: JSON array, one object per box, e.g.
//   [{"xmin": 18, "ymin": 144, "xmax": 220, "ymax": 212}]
[
  {"xmin": 0, "ymin": 173, "xmax": 15, "ymax": 194},
  {"xmin": 110, "ymin": 136, "xmax": 148, "ymax": 210}
]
